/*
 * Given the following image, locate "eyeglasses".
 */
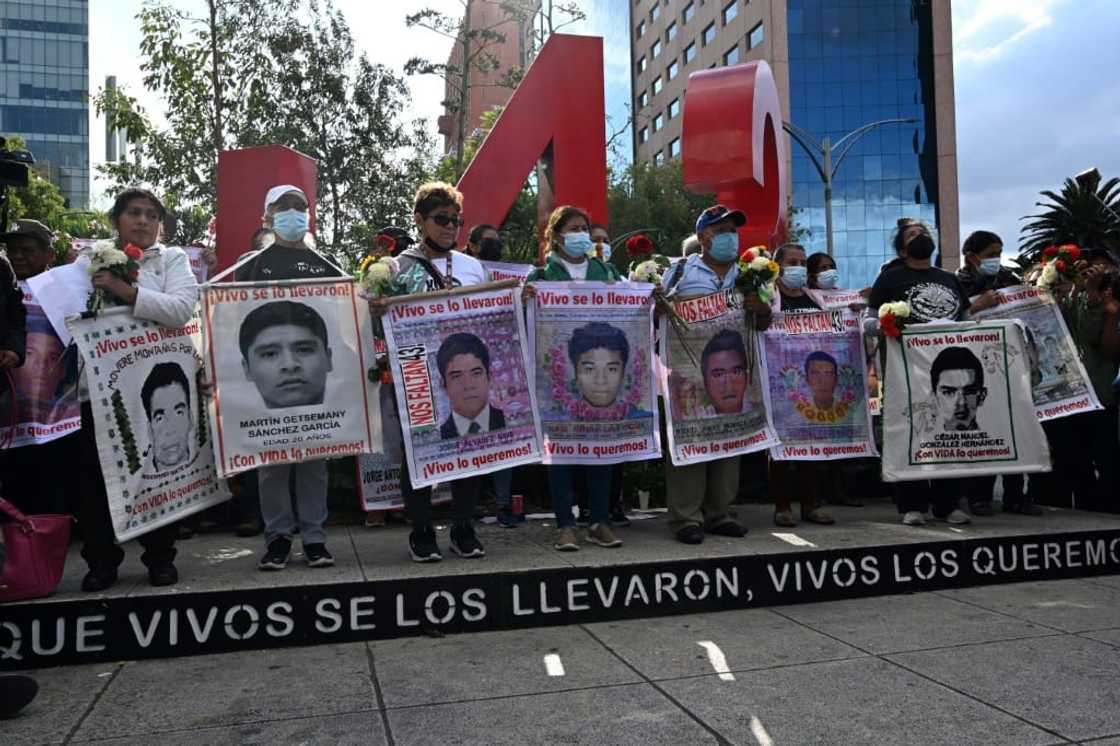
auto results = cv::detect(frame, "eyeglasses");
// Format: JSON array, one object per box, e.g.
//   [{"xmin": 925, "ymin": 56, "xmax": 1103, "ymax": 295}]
[{"xmin": 427, "ymin": 214, "xmax": 464, "ymax": 228}]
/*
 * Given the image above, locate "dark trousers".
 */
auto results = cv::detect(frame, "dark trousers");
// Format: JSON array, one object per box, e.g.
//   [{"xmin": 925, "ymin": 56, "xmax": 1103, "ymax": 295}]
[
  {"xmin": 1029, "ymin": 413, "xmax": 1100, "ymax": 508},
  {"xmin": 78, "ymin": 403, "xmax": 176, "ymax": 570},
  {"xmin": 0, "ymin": 433, "xmax": 82, "ymax": 516},
  {"xmin": 964, "ymin": 474, "xmax": 1026, "ymax": 507},
  {"xmin": 895, "ymin": 479, "xmax": 963, "ymax": 517},
  {"xmin": 399, "ymin": 457, "xmax": 479, "ymax": 529}
]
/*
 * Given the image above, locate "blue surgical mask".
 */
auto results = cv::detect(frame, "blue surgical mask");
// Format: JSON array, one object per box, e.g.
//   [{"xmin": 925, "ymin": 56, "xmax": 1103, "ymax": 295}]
[
  {"xmin": 595, "ymin": 242, "xmax": 612, "ymax": 261},
  {"xmin": 782, "ymin": 265, "xmax": 808, "ymax": 289},
  {"xmin": 562, "ymin": 232, "xmax": 592, "ymax": 258},
  {"xmin": 979, "ymin": 257, "xmax": 1002, "ymax": 277},
  {"xmin": 272, "ymin": 209, "xmax": 309, "ymax": 242},
  {"xmin": 816, "ymin": 269, "xmax": 840, "ymax": 289},
  {"xmin": 708, "ymin": 232, "xmax": 738, "ymax": 262}
]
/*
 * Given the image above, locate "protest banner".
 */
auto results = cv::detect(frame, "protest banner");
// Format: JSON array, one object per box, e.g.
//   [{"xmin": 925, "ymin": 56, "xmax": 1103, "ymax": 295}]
[
  {"xmin": 970, "ymin": 284, "xmax": 1102, "ymax": 421},
  {"xmin": 530, "ymin": 281, "xmax": 660, "ymax": 465},
  {"xmin": 0, "ymin": 282, "xmax": 80, "ymax": 448},
  {"xmin": 383, "ymin": 281, "xmax": 542, "ymax": 489},
  {"xmin": 660, "ymin": 289, "xmax": 778, "ymax": 465},
  {"xmin": 762, "ymin": 310, "xmax": 877, "ymax": 461},
  {"xmin": 480, "ymin": 260, "xmax": 532, "ymax": 284},
  {"xmin": 804, "ymin": 287, "xmax": 869, "ymax": 311},
  {"xmin": 66, "ymin": 307, "xmax": 231, "ymax": 541},
  {"xmin": 182, "ymin": 246, "xmax": 210, "ymax": 284},
  {"xmin": 202, "ymin": 277, "xmax": 381, "ymax": 478},
  {"xmin": 355, "ymin": 451, "xmax": 451, "ymax": 511},
  {"xmin": 882, "ymin": 320, "xmax": 1050, "ymax": 481}
]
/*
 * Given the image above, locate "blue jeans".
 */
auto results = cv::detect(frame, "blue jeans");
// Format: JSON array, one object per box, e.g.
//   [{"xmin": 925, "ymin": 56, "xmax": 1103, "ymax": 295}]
[{"xmin": 549, "ymin": 465, "xmax": 611, "ymax": 528}]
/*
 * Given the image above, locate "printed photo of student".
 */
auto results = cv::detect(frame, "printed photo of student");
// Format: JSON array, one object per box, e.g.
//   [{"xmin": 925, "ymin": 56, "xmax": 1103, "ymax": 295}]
[
  {"xmin": 437, "ymin": 332, "xmax": 505, "ymax": 439},
  {"xmin": 141, "ymin": 362, "xmax": 194, "ymax": 472},
  {"xmin": 239, "ymin": 301, "xmax": 333, "ymax": 410}
]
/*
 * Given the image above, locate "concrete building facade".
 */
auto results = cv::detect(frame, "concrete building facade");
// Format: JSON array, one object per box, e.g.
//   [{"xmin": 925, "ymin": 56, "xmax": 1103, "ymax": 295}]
[
  {"xmin": 0, "ymin": 0, "xmax": 89, "ymax": 209},
  {"xmin": 439, "ymin": 0, "xmax": 537, "ymax": 158},
  {"xmin": 629, "ymin": 0, "xmax": 959, "ymax": 285}
]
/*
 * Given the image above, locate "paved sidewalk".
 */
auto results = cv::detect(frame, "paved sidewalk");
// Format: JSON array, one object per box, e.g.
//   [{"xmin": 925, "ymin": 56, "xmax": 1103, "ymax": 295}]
[
  {"xmin": 32, "ymin": 499, "xmax": 1120, "ymax": 603},
  {"xmin": 7, "ymin": 575, "xmax": 1120, "ymax": 744}
]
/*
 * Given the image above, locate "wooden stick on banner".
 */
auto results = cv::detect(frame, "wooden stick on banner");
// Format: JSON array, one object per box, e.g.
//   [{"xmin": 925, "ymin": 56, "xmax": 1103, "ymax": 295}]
[{"xmin": 380, "ymin": 279, "xmax": 521, "ymax": 306}]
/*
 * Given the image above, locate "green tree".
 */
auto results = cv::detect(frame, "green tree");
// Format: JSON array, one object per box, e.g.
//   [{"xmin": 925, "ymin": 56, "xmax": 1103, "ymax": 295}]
[
  {"xmin": 94, "ymin": 0, "xmax": 427, "ymax": 261},
  {"xmin": 607, "ymin": 159, "xmax": 714, "ymax": 264},
  {"xmin": 1019, "ymin": 171, "xmax": 1120, "ymax": 263}
]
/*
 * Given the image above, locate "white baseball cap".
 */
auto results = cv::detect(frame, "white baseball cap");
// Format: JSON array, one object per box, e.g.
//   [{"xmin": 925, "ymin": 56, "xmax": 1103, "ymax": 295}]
[{"xmin": 263, "ymin": 184, "xmax": 308, "ymax": 213}]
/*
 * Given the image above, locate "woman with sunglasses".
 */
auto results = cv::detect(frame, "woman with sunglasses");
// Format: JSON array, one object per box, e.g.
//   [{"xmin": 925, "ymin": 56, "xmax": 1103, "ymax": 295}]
[{"xmin": 386, "ymin": 182, "xmax": 489, "ymax": 563}]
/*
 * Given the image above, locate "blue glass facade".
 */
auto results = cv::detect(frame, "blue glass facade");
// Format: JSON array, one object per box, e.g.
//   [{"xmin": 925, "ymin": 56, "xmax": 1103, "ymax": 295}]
[
  {"xmin": 787, "ymin": 0, "xmax": 939, "ymax": 288},
  {"xmin": 0, "ymin": 0, "xmax": 89, "ymax": 208}
]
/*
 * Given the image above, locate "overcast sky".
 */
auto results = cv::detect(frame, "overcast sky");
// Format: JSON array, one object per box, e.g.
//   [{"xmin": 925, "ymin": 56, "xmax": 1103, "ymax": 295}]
[{"xmin": 89, "ymin": 0, "xmax": 1120, "ymax": 254}]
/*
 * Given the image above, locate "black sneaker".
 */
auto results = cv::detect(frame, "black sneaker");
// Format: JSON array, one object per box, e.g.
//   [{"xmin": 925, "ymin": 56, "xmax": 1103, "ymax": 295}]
[
  {"xmin": 81, "ymin": 566, "xmax": 118, "ymax": 592},
  {"xmin": 148, "ymin": 561, "xmax": 179, "ymax": 587},
  {"xmin": 609, "ymin": 510, "xmax": 631, "ymax": 527},
  {"xmin": 0, "ymin": 675, "xmax": 38, "ymax": 718},
  {"xmin": 575, "ymin": 507, "xmax": 591, "ymax": 527},
  {"xmin": 449, "ymin": 522, "xmax": 486, "ymax": 558},
  {"xmin": 409, "ymin": 526, "xmax": 442, "ymax": 562},
  {"xmin": 304, "ymin": 543, "xmax": 335, "ymax": 568},
  {"xmin": 497, "ymin": 506, "xmax": 518, "ymax": 528},
  {"xmin": 675, "ymin": 524, "xmax": 705, "ymax": 545},
  {"xmin": 258, "ymin": 536, "xmax": 292, "ymax": 571}
]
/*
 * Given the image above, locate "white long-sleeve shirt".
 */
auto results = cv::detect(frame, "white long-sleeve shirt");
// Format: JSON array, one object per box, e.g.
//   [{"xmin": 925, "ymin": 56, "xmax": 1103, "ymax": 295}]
[{"xmin": 79, "ymin": 244, "xmax": 199, "ymax": 401}]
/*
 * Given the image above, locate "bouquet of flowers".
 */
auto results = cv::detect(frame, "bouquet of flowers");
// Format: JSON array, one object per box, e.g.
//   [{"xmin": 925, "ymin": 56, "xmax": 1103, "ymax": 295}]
[
  {"xmin": 628, "ymin": 255, "xmax": 671, "ymax": 283},
  {"xmin": 878, "ymin": 301, "xmax": 911, "ymax": 338},
  {"xmin": 356, "ymin": 253, "xmax": 399, "ymax": 299},
  {"xmin": 1036, "ymin": 244, "xmax": 1082, "ymax": 288},
  {"xmin": 734, "ymin": 245, "xmax": 780, "ymax": 303},
  {"xmin": 87, "ymin": 239, "xmax": 142, "ymax": 313}
]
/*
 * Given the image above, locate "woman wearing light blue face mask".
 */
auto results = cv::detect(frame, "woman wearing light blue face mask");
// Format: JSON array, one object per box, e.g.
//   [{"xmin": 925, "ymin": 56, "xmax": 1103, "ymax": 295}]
[{"xmin": 956, "ymin": 230, "xmax": 1021, "ymax": 314}]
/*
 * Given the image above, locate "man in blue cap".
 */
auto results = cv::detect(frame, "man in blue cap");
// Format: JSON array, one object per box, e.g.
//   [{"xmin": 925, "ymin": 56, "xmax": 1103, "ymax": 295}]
[{"xmin": 661, "ymin": 204, "xmax": 772, "ymax": 544}]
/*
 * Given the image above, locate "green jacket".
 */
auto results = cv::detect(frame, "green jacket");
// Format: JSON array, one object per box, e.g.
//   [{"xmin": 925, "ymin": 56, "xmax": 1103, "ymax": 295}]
[
  {"xmin": 1062, "ymin": 294, "xmax": 1116, "ymax": 406},
  {"xmin": 526, "ymin": 252, "xmax": 621, "ymax": 283}
]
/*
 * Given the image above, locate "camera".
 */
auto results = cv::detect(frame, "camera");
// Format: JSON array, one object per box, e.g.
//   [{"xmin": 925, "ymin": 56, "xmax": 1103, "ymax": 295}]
[{"xmin": 0, "ymin": 137, "xmax": 36, "ymax": 234}]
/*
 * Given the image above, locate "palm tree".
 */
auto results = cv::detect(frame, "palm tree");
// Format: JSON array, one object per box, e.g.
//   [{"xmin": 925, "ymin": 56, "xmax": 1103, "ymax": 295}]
[{"xmin": 1018, "ymin": 170, "xmax": 1120, "ymax": 266}]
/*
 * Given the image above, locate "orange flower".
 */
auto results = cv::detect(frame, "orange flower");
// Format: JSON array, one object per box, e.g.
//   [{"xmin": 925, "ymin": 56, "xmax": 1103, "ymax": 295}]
[
  {"xmin": 1043, "ymin": 246, "xmax": 1059, "ymax": 258},
  {"xmin": 880, "ymin": 314, "xmax": 901, "ymax": 338},
  {"xmin": 1055, "ymin": 259, "xmax": 1067, "ymax": 273},
  {"xmin": 1061, "ymin": 244, "xmax": 1081, "ymax": 261},
  {"xmin": 123, "ymin": 243, "xmax": 144, "ymax": 261}
]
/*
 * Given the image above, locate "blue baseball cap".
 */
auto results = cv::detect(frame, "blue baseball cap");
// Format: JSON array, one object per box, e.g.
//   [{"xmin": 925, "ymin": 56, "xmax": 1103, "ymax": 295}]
[{"xmin": 695, "ymin": 204, "xmax": 747, "ymax": 234}]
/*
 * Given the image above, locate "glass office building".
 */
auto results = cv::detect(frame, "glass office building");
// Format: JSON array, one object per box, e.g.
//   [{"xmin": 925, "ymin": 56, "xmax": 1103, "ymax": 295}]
[
  {"xmin": 0, "ymin": 0, "xmax": 89, "ymax": 208},
  {"xmin": 787, "ymin": 0, "xmax": 940, "ymax": 287}
]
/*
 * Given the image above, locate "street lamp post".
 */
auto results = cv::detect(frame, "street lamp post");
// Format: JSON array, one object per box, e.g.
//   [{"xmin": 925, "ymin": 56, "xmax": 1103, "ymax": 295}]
[{"xmin": 783, "ymin": 118, "xmax": 918, "ymax": 257}]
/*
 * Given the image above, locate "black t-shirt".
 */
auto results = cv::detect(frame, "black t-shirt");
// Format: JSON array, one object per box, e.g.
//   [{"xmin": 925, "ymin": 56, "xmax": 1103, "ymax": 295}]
[
  {"xmin": 234, "ymin": 245, "xmax": 343, "ymax": 282},
  {"xmin": 778, "ymin": 290, "xmax": 821, "ymax": 313},
  {"xmin": 869, "ymin": 265, "xmax": 968, "ymax": 323}
]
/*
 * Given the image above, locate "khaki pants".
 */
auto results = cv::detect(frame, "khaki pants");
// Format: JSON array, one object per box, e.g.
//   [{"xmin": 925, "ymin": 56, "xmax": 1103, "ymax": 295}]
[{"xmin": 666, "ymin": 456, "xmax": 740, "ymax": 533}]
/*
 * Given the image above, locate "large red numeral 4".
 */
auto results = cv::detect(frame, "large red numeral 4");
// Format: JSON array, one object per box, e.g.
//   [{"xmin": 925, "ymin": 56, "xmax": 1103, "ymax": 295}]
[{"xmin": 455, "ymin": 34, "xmax": 608, "ymax": 255}]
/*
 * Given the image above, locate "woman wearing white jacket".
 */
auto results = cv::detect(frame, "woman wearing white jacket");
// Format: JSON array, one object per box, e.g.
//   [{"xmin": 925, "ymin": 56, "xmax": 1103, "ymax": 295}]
[{"xmin": 79, "ymin": 188, "xmax": 200, "ymax": 592}]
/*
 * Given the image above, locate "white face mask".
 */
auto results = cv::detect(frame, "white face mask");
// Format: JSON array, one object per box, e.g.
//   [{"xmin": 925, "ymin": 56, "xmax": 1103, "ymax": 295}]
[
  {"xmin": 978, "ymin": 257, "xmax": 1002, "ymax": 277},
  {"xmin": 815, "ymin": 269, "xmax": 840, "ymax": 289}
]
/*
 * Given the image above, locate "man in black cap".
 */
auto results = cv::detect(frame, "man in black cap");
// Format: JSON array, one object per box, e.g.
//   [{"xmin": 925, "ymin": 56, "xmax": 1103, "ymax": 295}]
[{"xmin": 379, "ymin": 226, "xmax": 414, "ymax": 258}]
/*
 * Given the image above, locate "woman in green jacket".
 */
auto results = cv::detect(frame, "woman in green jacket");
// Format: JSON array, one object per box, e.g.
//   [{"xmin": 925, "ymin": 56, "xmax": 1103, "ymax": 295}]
[{"xmin": 526, "ymin": 206, "xmax": 623, "ymax": 551}]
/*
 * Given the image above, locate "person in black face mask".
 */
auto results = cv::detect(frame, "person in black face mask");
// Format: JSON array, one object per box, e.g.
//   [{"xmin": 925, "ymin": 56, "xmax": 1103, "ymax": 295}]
[
  {"xmin": 465, "ymin": 223, "xmax": 503, "ymax": 261},
  {"xmin": 869, "ymin": 219, "xmax": 977, "ymax": 527}
]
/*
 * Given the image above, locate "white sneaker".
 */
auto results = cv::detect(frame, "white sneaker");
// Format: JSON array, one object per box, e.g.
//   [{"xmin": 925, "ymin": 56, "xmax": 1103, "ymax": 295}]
[
  {"xmin": 902, "ymin": 511, "xmax": 927, "ymax": 526},
  {"xmin": 943, "ymin": 509, "xmax": 972, "ymax": 525}
]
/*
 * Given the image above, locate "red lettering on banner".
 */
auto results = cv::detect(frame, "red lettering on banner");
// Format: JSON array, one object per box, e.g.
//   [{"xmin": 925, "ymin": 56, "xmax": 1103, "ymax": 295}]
[
  {"xmin": 400, "ymin": 358, "xmax": 435, "ymax": 428},
  {"xmin": 682, "ymin": 61, "xmax": 788, "ymax": 249}
]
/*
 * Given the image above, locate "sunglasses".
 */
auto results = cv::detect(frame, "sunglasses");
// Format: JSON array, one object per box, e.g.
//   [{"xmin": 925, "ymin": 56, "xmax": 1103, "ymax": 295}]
[{"xmin": 427, "ymin": 214, "xmax": 464, "ymax": 228}]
